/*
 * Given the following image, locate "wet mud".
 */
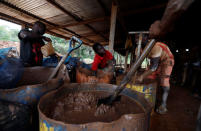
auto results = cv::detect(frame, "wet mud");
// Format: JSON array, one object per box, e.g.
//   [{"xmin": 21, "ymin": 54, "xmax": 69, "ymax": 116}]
[{"xmin": 43, "ymin": 91, "xmax": 144, "ymax": 124}]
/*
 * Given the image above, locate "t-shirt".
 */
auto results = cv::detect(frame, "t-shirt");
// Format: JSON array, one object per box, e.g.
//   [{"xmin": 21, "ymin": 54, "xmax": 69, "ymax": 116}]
[
  {"xmin": 91, "ymin": 50, "xmax": 113, "ymax": 71},
  {"xmin": 18, "ymin": 29, "xmax": 44, "ymax": 66}
]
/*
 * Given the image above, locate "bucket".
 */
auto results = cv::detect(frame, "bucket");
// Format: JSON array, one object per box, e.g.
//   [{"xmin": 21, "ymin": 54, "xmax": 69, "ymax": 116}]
[
  {"xmin": 38, "ymin": 83, "xmax": 152, "ymax": 131},
  {"xmin": 41, "ymin": 42, "xmax": 55, "ymax": 57}
]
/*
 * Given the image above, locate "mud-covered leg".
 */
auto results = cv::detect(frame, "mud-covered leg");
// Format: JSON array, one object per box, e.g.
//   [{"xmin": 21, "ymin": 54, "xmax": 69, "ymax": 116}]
[{"xmin": 157, "ymin": 86, "xmax": 169, "ymax": 114}]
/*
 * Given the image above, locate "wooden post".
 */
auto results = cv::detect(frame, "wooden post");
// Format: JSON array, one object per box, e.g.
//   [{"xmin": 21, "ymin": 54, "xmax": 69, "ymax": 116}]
[
  {"xmin": 133, "ymin": 33, "xmax": 143, "ymax": 83},
  {"xmin": 124, "ymin": 51, "xmax": 129, "ymax": 73},
  {"xmin": 108, "ymin": 2, "xmax": 117, "ymax": 54},
  {"xmin": 136, "ymin": 33, "xmax": 143, "ymax": 60},
  {"xmin": 21, "ymin": 24, "xmax": 26, "ymax": 29}
]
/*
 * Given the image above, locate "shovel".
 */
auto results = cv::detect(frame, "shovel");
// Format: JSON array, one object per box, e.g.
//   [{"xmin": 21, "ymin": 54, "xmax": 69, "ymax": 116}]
[
  {"xmin": 98, "ymin": 39, "xmax": 156, "ymax": 105},
  {"xmin": 48, "ymin": 36, "xmax": 82, "ymax": 81}
]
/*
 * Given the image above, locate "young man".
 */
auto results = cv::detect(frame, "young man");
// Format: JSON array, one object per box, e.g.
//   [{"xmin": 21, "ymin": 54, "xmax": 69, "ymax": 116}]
[
  {"xmin": 18, "ymin": 21, "xmax": 51, "ymax": 66},
  {"xmin": 137, "ymin": 41, "xmax": 174, "ymax": 114},
  {"xmin": 91, "ymin": 43, "xmax": 114, "ymax": 74}
]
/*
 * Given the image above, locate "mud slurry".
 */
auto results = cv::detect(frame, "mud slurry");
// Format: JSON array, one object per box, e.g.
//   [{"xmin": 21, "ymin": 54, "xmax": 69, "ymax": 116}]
[{"xmin": 43, "ymin": 92, "xmax": 144, "ymax": 124}]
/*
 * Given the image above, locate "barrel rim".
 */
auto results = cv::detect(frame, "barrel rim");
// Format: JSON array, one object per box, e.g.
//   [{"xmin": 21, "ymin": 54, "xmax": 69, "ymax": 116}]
[{"xmin": 38, "ymin": 83, "xmax": 152, "ymax": 126}]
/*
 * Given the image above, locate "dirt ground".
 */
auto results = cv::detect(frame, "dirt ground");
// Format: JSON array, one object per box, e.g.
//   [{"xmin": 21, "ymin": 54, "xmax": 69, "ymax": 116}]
[{"xmin": 150, "ymin": 86, "xmax": 200, "ymax": 131}]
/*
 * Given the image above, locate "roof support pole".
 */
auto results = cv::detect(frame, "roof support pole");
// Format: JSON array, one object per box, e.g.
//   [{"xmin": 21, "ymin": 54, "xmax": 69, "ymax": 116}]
[
  {"xmin": 124, "ymin": 51, "xmax": 129, "ymax": 73},
  {"xmin": 21, "ymin": 24, "xmax": 27, "ymax": 29},
  {"xmin": 108, "ymin": 2, "xmax": 117, "ymax": 54}
]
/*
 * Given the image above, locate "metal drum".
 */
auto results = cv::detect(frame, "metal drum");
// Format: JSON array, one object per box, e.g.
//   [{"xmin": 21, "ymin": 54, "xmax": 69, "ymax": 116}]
[
  {"xmin": 38, "ymin": 83, "xmax": 152, "ymax": 131},
  {"xmin": 0, "ymin": 66, "xmax": 69, "ymax": 105}
]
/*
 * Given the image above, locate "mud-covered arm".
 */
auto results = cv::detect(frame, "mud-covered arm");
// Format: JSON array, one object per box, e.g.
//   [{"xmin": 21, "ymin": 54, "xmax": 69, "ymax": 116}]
[
  {"xmin": 139, "ymin": 57, "xmax": 160, "ymax": 81},
  {"xmin": 149, "ymin": 0, "xmax": 194, "ymax": 38},
  {"xmin": 137, "ymin": 46, "xmax": 162, "ymax": 81}
]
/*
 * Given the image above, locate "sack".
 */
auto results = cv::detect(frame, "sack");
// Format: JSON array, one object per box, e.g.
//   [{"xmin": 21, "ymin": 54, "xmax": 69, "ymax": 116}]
[{"xmin": 41, "ymin": 42, "xmax": 55, "ymax": 57}]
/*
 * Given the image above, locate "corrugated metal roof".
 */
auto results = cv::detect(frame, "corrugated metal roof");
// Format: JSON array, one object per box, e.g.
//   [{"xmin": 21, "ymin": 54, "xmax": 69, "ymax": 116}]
[{"xmin": 0, "ymin": 0, "xmax": 167, "ymax": 49}]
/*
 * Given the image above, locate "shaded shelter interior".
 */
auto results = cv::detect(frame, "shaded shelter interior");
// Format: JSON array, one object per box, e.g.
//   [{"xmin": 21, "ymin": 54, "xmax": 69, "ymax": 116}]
[{"xmin": 0, "ymin": 0, "xmax": 201, "ymax": 130}]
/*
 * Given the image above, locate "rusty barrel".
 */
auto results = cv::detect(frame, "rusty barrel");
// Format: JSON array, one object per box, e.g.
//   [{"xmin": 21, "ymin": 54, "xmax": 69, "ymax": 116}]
[
  {"xmin": 38, "ymin": 83, "xmax": 152, "ymax": 131},
  {"xmin": 0, "ymin": 66, "xmax": 68, "ymax": 105}
]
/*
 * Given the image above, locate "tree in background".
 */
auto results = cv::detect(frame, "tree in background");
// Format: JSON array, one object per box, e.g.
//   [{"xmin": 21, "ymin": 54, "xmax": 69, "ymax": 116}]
[
  {"xmin": 0, "ymin": 25, "xmax": 19, "ymax": 42},
  {"xmin": 0, "ymin": 25, "xmax": 124, "ymax": 63}
]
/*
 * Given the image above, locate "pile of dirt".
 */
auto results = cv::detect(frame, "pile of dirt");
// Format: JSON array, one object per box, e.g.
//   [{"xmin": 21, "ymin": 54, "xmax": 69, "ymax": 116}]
[{"xmin": 43, "ymin": 92, "xmax": 144, "ymax": 124}]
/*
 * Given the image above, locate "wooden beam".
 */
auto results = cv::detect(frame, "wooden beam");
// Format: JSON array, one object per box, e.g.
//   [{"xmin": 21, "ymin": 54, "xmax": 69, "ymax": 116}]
[
  {"xmin": 50, "ymin": 17, "xmax": 109, "ymax": 30},
  {"xmin": 108, "ymin": 3, "xmax": 118, "ymax": 54},
  {"xmin": 124, "ymin": 51, "xmax": 129, "ymax": 72},
  {"xmin": 0, "ymin": 0, "xmax": 94, "ymax": 43},
  {"xmin": 46, "ymin": 0, "xmax": 108, "ymax": 41}
]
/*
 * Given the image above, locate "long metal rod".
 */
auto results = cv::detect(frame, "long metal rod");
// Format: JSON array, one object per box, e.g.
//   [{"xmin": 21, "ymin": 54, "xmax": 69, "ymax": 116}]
[{"xmin": 111, "ymin": 39, "xmax": 156, "ymax": 101}]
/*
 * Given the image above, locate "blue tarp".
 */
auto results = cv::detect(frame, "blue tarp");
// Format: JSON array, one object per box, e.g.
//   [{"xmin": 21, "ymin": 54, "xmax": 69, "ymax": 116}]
[
  {"xmin": 0, "ymin": 55, "xmax": 24, "ymax": 89},
  {"xmin": 0, "ymin": 47, "xmax": 17, "ymax": 55},
  {"xmin": 42, "ymin": 56, "xmax": 91, "ymax": 70}
]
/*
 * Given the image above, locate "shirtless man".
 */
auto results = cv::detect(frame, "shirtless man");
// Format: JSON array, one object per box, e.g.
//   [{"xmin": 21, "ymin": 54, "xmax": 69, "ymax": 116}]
[
  {"xmin": 137, "ymin": 0, "xmax": 194, "ymax": 114},
  {"xmin": 137, "ymin": 41, "xmax": 174, "ymax": 114}
]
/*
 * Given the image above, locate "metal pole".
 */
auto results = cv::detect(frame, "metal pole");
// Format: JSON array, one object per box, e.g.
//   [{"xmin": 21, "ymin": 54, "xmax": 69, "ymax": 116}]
[{"xmin": 111, "ymin": 39, "xmax": 156, "ymax": 100}]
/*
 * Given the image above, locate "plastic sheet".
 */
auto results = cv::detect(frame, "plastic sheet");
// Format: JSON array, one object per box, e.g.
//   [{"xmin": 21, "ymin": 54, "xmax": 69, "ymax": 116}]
[{"xmin": 0, "ymin": 55, "xmax": 24, "ymax": 89}]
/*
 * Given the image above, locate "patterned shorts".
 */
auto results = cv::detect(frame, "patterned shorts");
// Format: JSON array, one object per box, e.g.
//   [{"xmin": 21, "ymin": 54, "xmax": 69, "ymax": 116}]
[{"xmin": 156, "ymin": 58, "xmax": 174, "ymax": 87}]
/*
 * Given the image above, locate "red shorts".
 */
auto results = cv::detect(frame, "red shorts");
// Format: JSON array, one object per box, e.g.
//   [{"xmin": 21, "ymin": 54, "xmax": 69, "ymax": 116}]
[
  {"xmin": 147, "ymin": 58, "xmax": 174, "ymax": 87},
  {"xmin": 156, "ymin": 58, "xmax": 174, "ymax": 87}
]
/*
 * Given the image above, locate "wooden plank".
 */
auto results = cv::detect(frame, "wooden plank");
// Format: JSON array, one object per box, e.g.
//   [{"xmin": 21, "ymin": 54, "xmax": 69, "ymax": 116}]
[{"xmin": 108, "ymin": 3, "xmax": 117, "ymax": 54}]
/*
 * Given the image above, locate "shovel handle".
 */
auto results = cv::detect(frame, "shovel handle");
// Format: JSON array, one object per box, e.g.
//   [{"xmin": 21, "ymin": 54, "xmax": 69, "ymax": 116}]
[
  {"xmin": 68, "ymin": 36, "xmax": 83, "ymax": 53},
  {"xmin": 112, "ymin": 39, "xmax": 156, "ymax": 100},
  {"xmin": 48, "ymin": 36, "xmax": 82, "ymax": 81}
]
